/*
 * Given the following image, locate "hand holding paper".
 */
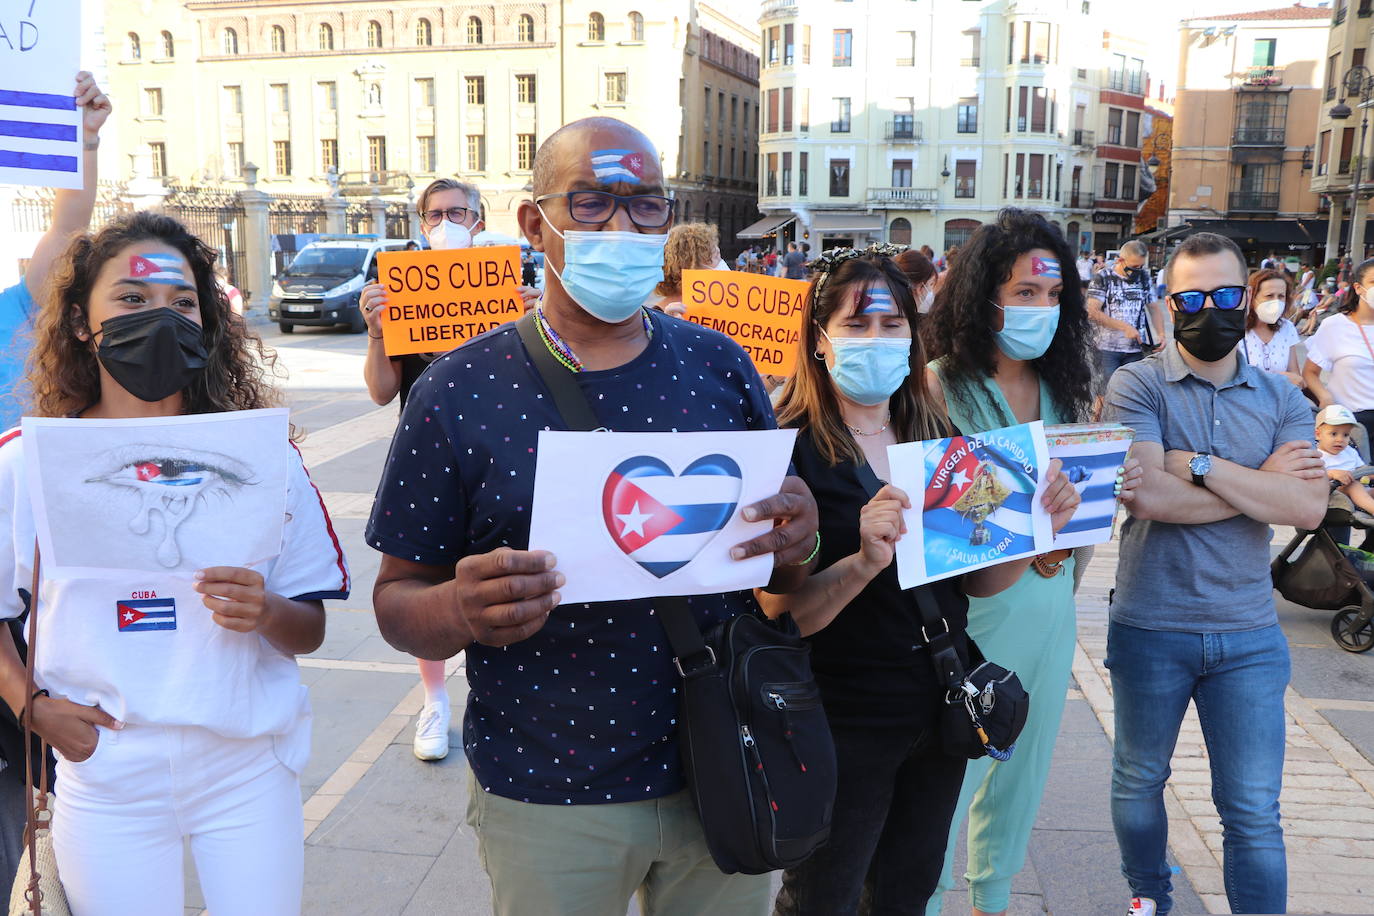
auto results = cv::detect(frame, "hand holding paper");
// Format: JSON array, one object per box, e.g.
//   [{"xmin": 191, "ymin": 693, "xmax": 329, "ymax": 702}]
[{"xmin": 449, "ymin": 547, "xmax": 565, "ymax": 647}]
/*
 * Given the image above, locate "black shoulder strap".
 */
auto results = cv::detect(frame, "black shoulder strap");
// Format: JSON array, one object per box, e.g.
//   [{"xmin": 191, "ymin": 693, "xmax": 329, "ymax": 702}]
[
  {"xmin": 852, "ymin": 457, "xmax": 966, "ymax": 690},
  {"xmin": 515, "ymin": 311, "xmax": 715, "ymax": 676}
]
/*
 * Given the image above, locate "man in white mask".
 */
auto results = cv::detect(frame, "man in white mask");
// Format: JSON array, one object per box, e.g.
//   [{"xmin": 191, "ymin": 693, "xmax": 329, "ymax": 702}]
[{"xmin": 367, "ymin": 116, "xmax": 820, "ymax": 916}]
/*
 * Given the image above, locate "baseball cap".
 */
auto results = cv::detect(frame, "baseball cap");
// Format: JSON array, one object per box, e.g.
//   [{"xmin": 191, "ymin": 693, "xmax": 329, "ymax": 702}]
[{"xmin": 1317, "ymin": 405, "xmax": 1359, "ymax": 427}]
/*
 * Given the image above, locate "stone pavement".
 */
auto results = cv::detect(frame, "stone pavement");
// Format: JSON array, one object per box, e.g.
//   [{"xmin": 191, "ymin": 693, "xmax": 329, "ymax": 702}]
[{"xmin": 176, "ymin": 326, "xmax": 1372, "ymax": 915}]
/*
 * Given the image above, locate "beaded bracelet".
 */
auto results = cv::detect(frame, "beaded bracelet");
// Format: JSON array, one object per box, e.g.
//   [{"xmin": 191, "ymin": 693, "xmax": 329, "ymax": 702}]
[{"xmin": 790, "ymin": 532, "xmax": 822, "ymax": 567}]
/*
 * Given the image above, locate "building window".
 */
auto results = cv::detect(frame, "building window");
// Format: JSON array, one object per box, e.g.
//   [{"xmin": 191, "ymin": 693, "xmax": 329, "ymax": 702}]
[
  {"xmin": 222, "ymin": 28, "xmax": 238, "ymax": 55},
  {"xmin": 890, "ymin": 217, "xmax": 912, "ymax": 245},
  {"xmin": 799, "ymin": 151, "xmax": 809, "ymax": 195},
  {"xmin": 416, "ymin": 18, "xmax": 433, "ymax": 46},
  {"xmin": 892, "ymin": 158, "xmax": 912, "ymax": 187},
  {"xmin": 1107, "ymin": 108, "xmax": 1123, "ymax": 145},
  {"xmin": 629, "ymin": 11, "xmax": 644, "ymax": 41},
  {"xmin": 417, "ymin": 136, "xmax": 436, "ymax": 173},
  {"xmin": 271, "ymin": 83, "xmax": 289, "ymax": 113},
  {"xmin": 782, "ymin": 151, "xmax": 793, "ymax": 195},
  {"xmin": 1253, "ymin": 38, "xmax": 1276, "ymax": 67},
  {"xmin": 224, "ymin": 85, "xmax": 243, "ymax": 115},
  {"xmin": 466, "ymin": 134, "xmax": 487, "ymax": 171},
  {"xmin": 148, "ymin": 141, "xmax": 166, "ymax": 177},
  {"xmin": 784, "ymin": 23, "xmax": 795, "ymax": 64},
  {"xmin": 1103, "ymin": 162, "xmax": 1119, "ymax": 198},
  {"xmin": 896, "ymin": 31, "xmax": 914, "ymax": 67},
  {"xmin": 320, "ymin": 139, "xmax": 338, "ymax": 173},
  {"xmin": 944, "ymin": 218, "xmax": 979, "ymax": 250},
  {"xmin": 517, "ymin": 133, "xmax": 536, "ymax": 170},
  {"xmin": 1340, "ymin": 126, "xmax": 1356, "ymax": 173},
  {"xmin": 766, "ymin": 89, "xmax": 778, "ymax": 132},
  {"xmin": 960, "ymin": 28, "xmax": 980, "ymax": 66},
  {"xmin": 143, "ymin": 87, "xmax": 163, "ymax": 117},
  {"xmin": 516, "ymin": 74, "xmax": 537, "ymax": 104},
  {"xmin": 782, "ymin": 87, "xmax": 793, "ymax": 131},
  {"xmin": 1122, "ymin": 164, "xmax": 1137, "ymax": 200},
  {"xmin": 160, "ymin": 30, "xmax": 174, "ymax": 58},
  {"xmin": 604, "ymin": 71, "xmax": 627, "ymax": 103},
  {"xmin": 1319, "ymin": 128, "xmax": 1331, "ymax": 176},
  {"xmin": 273, "ymin": 140, "xmax": 292, "ymax": 176},
  {"xmin": 466, "ymin": 76, "xmax": 485, "ymax": 105},
  {"xmin": 831, "ymin": 97, "xmax": 851, "ymax": 132},
  {"xmin": 1028, "ymin": 152, "xmax": 1045, "ymax": 198},
  {"xmin": 318, "ymin": 81, "xmax": 337, "ymax": 111},
  {"xmin": 1030, "ymin": 87, "xmax": 1048, "ymax": 133},
  {"xmin": 518, "ymin": 14, "xmax": 535, "ymax": 42},
  {"xmin": 1125, "ymin": 111, "xmax": 1141, "ymax": 147},
  {"xmin": 588, "ymin": 12, "xmax": 605, "ymax": 41},
  {"xmin": 766, "ymin": 152, "xmax": 777, "ymax": 195},
  {"xmin": 467, "ymin": 16, "xmax": 483, "ymax": 44},
  {"xmin": 227, "ymin": 141, "xmax": 244, "ymax": 177},
  {"xmin": 318, "ymin": 23, "xmax": 334, "ymax": 50},
  {"xmin": 127, "ymin": 32, "xmax": 141, "ymax": 60},
  {"xmin": 832, "ymin": 29, "xmax": 852, "ymax": 66},
  {"xmin": 270, "ymin": 25, "xmax": 286, "ymax": 53},
  {"xmin": 829, "ymin": 158, "xmax": 850, "ymax": 196},
  {"xmin": 368, "ymin": 136, "xmax": 387, "ymax": 173},
  {"xmin": 957, "ymin": 97, "xmax": 978, "ymax": 132},
  {"xmin": 414, "ymin": 78, "xmax": 435, "ymax": 107},
  {"xmin": 955, "ymin": 159, "xmax": 976, "ymax": 197}
]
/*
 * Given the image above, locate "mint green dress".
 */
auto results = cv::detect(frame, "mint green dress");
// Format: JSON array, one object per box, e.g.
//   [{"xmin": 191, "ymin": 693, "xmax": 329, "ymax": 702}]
[{"xmin": 926, "ymin": 359, "xmax": 1079, "ymax": 916}]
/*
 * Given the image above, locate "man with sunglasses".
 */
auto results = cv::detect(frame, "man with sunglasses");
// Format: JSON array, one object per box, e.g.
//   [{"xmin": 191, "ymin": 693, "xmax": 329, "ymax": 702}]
[
  {"xmin": 1087, "ymin": 240, "xmax": 1165, "ymax": 396},
  {"xmin": 366, "ymin": 117, "xmax": 818, "ymax": 916},
  {"xmin": 1103, "ymin": 232, "xmax": 1327, "ymax": 916}
]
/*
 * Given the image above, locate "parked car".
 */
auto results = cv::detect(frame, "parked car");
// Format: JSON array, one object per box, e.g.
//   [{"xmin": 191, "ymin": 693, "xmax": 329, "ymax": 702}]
[{"xmin": 268, "ymin": 235, "xmax": 411, "ymax": 333}]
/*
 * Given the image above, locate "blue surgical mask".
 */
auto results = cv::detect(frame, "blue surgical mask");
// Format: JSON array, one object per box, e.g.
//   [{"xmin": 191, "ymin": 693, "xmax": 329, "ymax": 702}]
[
  {"xmin": 539, "ymin": 206, "xmax": 668, "ymax": 323},
  {"xmin": 993, "ymin": 304, "xmax": 1060, "ymax": 360},
  {"xmin": 822, "ymin": 331, "xmax": 912, "ymax": 406}
]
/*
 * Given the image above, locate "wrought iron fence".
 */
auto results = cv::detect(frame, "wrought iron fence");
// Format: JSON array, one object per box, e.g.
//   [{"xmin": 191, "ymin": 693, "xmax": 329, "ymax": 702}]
[
  {"xmin": 267, "ymin": 194, "xmax": 327, "ymax": 236},
  {"xmin": 162, "ymin": 183, "xmax": 249, "ymax": 299}
]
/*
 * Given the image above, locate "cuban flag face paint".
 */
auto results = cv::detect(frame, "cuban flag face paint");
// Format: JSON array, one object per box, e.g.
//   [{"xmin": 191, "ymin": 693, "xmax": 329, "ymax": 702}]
[
  {"xmin": 1030, "ymin": 256, "xmax": 1062, "ymax": 280},
  {"xmin": 602, "ymin": 454, "xmax": 742, "ymax": 578},
  {"xmin": 590, "ymin": 149, "xmax": 646, "ymax": 185},
  {"xmin": 128, "ymin": 253, "xmax": 189, "ymax": 285},
  {"xmin": 859, "ymin": 284, "xmax": 896, "ymax": 314}
]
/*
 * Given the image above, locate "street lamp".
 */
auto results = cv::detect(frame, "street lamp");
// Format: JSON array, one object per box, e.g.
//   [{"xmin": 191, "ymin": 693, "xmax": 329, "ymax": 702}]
[{"xmin": 1331, "ymin": 65, "xmax": 1374, "ymax": 260}]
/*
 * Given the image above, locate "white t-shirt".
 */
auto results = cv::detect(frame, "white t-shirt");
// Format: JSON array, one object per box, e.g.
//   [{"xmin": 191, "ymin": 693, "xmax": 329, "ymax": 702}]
[
  {"xmin": 1322, "ymin": 443, "xmax": 1365, "ymax": 472},
  {"xmin": 1308, "ymin": 313, "xmax": 1374, "ymax": 412},
  {"xmin": 0, "ymin": 429, "xmax": 350, "ymax": 773},
  {"xmin": 1242, "ymin": 318, "xmax": 1301, "ymax": 375}
]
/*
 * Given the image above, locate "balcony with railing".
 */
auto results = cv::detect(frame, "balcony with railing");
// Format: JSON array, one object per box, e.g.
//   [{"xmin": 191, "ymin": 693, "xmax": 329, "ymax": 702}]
[
  {"xmin": 1068, "ymin": 192, "xmax": 1095, "ymax": 209},
  {"xmin": 1232, "ymin": 125, "xmax": 1285, "ymax": 146},
  {"xmin": 1335, "ymin": 4, "xmax": 1347, "ymax": 23},
  {"xmin": 867, "ymin": 187, "xmax": 938, "ymax": 206},
  {"xmin": 1107, "ymin": 71, "xmax": 1145, "ymax": 95},
  {"xmin": 1072, "ymin": 129, "xmax": 1095, "ymax": 148},
  {"xmin": 1241, "ymin": 66, "xmax": 1284, "ymax": 87},
  {"xmin": 761, "ymin": 0, "xmax": 797, "ymax": 21},
  {"xmin": 1228, "ymin": 190, "xmax": 1279, "ymax": 212},
  {"xmin": 885, "ymin": 119, "xmax": 924, "ymax": 142}
]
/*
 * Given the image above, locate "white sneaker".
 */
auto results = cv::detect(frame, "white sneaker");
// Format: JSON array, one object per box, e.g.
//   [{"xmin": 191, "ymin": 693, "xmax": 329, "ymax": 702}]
[
  {"xmin": 412, "ymin": 700, "xmax": 450, "ymax": 761},
  {"xmin": 1127, "ymin": 897, "xmax": 1157, "ymax": 916}
]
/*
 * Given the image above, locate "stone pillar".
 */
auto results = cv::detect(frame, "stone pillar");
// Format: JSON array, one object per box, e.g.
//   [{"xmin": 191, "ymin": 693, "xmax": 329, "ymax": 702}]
[
  {"xmin": 367, "ymin": 192, "xmax": 386, "ymax": 237},
  {"xmin": 406, "ymin": 181, "xmax": 422, "ymax": 241},
  {"xmin": 237, "ymin": 163, "xmax": 274, "ymax": 312},
  {"xmin": 322, "ymin": 195, "xmax": 347, "ymax": 235},
  {"xmin": 1352, "ymin": 193, "xmax": 1369, "ymax": 263},
  {"xmin": 1327, "ymin": 194, "xmax": 1347, "ymax": 264}
]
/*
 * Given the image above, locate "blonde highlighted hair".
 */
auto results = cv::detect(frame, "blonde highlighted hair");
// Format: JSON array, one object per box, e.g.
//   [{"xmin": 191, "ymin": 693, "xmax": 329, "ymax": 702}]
[{"xmin": 656, "ymin": 222, "xmax": 719, "ymax": 297}]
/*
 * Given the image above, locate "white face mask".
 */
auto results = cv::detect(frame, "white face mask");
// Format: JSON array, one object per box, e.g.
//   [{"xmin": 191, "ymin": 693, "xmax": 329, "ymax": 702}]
[
  {"xmin": 426, "ymin": 218, "xmax": 475, "ymax": 250},
  {"xmin": 1255, "ymin": 299, "xmax": 1285, "ymax": 325},
  {"xmin": 918, "ymin": 287, "xmax": 935, "ymax": 314}
]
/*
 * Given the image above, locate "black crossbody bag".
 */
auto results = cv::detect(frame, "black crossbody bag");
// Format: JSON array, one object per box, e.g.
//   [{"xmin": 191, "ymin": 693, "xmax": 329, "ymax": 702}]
[
  {"xmin": 852, "ymin": 460, "xmax": 1030, "ymax": 761},
  {"xmin": 515, "ymin": 313, "xmax": 836, "ymax": 875}
]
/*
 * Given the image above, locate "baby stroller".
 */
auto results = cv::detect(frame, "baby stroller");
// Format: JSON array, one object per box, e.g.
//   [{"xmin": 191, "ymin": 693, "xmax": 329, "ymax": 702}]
[{"xmin": 1271, "ymin": 491, "xmax": 1374, "ymax": 653}]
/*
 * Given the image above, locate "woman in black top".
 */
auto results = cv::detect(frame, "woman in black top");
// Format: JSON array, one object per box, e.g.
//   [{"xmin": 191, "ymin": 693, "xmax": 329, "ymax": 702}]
[{"xmin": 758, "ymin": 247, "xmax": 1080, "ymax": 915}]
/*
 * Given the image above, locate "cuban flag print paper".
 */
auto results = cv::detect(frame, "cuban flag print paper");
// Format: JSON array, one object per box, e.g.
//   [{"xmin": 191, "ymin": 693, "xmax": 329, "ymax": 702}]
[
  {"xmin": 0, "ymin": 0, "xmax": 83, "ymax": 190},
  {"xmin": 888, "ymin": 421, "xmax": 1054, "ymax": 588},
  {"xmin": 527, "ymin": 429, "xmax": 797, "ymax": 604},
  {"xmin": 1044, "ymin": 423, "xmax": 1135, "ymax": 551}
]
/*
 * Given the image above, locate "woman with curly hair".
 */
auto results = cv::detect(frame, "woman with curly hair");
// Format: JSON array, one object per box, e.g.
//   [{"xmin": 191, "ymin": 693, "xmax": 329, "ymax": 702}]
[
  {"xmin": 922, "ymin": 209, "xmax": 1113, "ymax": 916},
  {"xmin": 646, "ymin": 222, "xmax": 721, "ymax": 317},
  {"xmin": 762, "ymin": 245, "xmax": 1082, "ymax": 915},
  {"xmin": 0, "ymin": 211, "xmax": 348, "ymax": 915}
]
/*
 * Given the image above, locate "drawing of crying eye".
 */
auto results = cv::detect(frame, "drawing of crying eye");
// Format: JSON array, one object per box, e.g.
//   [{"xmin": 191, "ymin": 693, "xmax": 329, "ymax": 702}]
[{"xmin": 86, "ymin": 445, "xmax": 255, "ymax": 503}]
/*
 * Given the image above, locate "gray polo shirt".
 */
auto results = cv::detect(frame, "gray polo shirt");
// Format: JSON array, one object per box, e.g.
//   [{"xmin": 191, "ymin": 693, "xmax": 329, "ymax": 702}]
[{"xmin": 1104, "ymin": 343, "xmax": 1314, "ymax": 632}]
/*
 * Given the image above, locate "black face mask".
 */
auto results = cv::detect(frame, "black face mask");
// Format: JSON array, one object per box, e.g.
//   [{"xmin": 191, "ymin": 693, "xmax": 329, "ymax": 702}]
[
  {"xmin": 1122, "ymin": 265, "xmax": 1144, "ymax": 280},
  {"xmin": 1173, "ymin": 306, "xmax": 1248, "ymax": 363},
  {"xmin": 96, "ymin": 307, "xmax": 209, "ymax": 402}
]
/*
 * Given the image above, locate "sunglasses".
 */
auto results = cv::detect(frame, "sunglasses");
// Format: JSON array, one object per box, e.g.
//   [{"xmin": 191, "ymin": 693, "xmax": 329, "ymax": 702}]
[{"xmin": 1168, "ymin": 286, "xmax": 1247, "ymax": 314}]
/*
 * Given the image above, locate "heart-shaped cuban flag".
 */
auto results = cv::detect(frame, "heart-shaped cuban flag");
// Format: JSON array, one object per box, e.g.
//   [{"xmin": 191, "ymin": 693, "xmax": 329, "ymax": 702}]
[{"xmin": 602, "ymin": 454, "xmax": 743, "ymax": 578}]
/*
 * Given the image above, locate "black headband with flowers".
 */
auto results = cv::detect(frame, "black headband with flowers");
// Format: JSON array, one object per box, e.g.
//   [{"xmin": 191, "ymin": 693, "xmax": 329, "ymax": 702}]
[{"xmin": 809, "ymin": 243, "xmax": 909, "ymax": 297}]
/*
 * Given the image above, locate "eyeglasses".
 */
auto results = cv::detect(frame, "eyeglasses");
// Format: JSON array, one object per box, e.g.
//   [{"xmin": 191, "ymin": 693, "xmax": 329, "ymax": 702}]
[
  {"xmin": 1168, "ymin": 286, "xmax": 1247, "ymax": 314},
  {"xmin": 535, "ymin": 190, "xmax": 676, "ymax": 229},
  {"xmin": 421, "ymin": 206, "xmax": 477, "ymax": 228}
]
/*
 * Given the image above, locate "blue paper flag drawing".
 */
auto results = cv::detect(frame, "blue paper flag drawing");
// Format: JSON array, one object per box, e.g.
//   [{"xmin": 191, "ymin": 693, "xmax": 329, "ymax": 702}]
[
  {"xmin": 0, "ymin": 0, "xmax": 83, "ymax": 190},
  {"xmin": 890, "ymin": 421, "xmax": 1054, "ymax": 588},
  {"xmin": 1045, "ymin": 423, "xmax": 1135, "ymax": 550}
]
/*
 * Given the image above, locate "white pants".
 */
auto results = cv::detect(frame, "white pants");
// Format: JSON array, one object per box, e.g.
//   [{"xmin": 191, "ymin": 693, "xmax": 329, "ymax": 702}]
[{"xmin": 51, "ymin": 723, "xmax": 303, "ymax": 916}]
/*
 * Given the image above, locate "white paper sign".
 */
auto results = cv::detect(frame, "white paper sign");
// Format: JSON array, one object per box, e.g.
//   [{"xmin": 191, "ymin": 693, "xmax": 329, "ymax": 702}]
[
  {"xmin": 0, "ymin": 0, "xmax": 83, "ymax": 190},
  {"xmin": 1045, "ymin": 423, "xmax": 1135, "ymax": 551},
  {"xmin": 888, "ymin": 421, "xmax": 1053, "ymax": 588},
  {"xmin": 527, "ymin": 429, "xmax": 798, "ymax": 604},
  {"xmin": 23, "ymin": 409, "xmax": 290, "ymax": 578}
]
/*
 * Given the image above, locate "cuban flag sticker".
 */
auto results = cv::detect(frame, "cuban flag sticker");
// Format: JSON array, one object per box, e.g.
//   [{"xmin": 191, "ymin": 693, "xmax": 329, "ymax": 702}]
[
  {"xmin": 590, "ymin": 149, "xmax": 646, "ymax": 185},
  {"xmin": 116, "ymin": 597, "xmax": 177, "ymax": 632},
  {"xmin": 602, "ymin": 454, "xmax": 742, "ymax": 578},
  {"xmin": 128, "ymin": 253, "xmax": 188, "ymax": 285}
]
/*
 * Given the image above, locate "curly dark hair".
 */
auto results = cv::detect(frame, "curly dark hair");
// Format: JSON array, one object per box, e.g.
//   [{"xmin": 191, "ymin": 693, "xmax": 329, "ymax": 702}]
[
  {"xmin": 920, "ymin": 208, "xmax": 1093, "ymax": 424},
  {"xmin": 29, "ymin": 210, "xmax": 285, "ymax": 418}
]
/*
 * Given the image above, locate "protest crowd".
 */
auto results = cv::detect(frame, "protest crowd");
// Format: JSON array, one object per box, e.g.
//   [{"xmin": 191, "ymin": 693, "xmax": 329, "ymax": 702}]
[{"xmin": 0, "ymin": 69, "xmax": 1362, "ymax": 916}]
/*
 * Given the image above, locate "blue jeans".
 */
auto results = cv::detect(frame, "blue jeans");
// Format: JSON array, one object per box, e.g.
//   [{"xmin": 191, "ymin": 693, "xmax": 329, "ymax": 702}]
[
  {"xmin": 1106, "ymin": 621, "xmax": 1289, "ymax": 915},
  {"xmin": 1095, "ymin": 349, "xmax": 1144, "ymax": 396}
]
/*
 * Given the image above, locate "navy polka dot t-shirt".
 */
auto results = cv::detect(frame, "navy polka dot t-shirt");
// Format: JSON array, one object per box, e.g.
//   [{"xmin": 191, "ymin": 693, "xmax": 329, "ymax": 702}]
[{"xmin": 366, "ymin": 309, "xmax": 778, "ymax": 805}]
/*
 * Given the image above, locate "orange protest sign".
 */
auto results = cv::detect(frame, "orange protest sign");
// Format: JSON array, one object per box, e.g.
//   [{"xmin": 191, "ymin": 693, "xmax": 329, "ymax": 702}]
[
  {"xmin": 376, "ymin": 246, "xmax": 523, "ymax": 356},
  {"xmin": 680, "ymin": 270, "xmax": 809, "ymax": 375}
]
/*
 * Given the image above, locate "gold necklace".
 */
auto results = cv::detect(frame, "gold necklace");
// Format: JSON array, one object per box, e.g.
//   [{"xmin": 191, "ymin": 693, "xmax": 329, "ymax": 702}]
[{"xmin": 845, "ymin": 413, "xmax": 891, "ymax": 437}]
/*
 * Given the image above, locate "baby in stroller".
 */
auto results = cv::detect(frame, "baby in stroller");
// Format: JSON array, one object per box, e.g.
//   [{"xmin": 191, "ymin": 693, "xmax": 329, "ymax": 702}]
[{"xmin": 1316, "ymin": 404, "xmax": 1374, "ymax": 526}]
